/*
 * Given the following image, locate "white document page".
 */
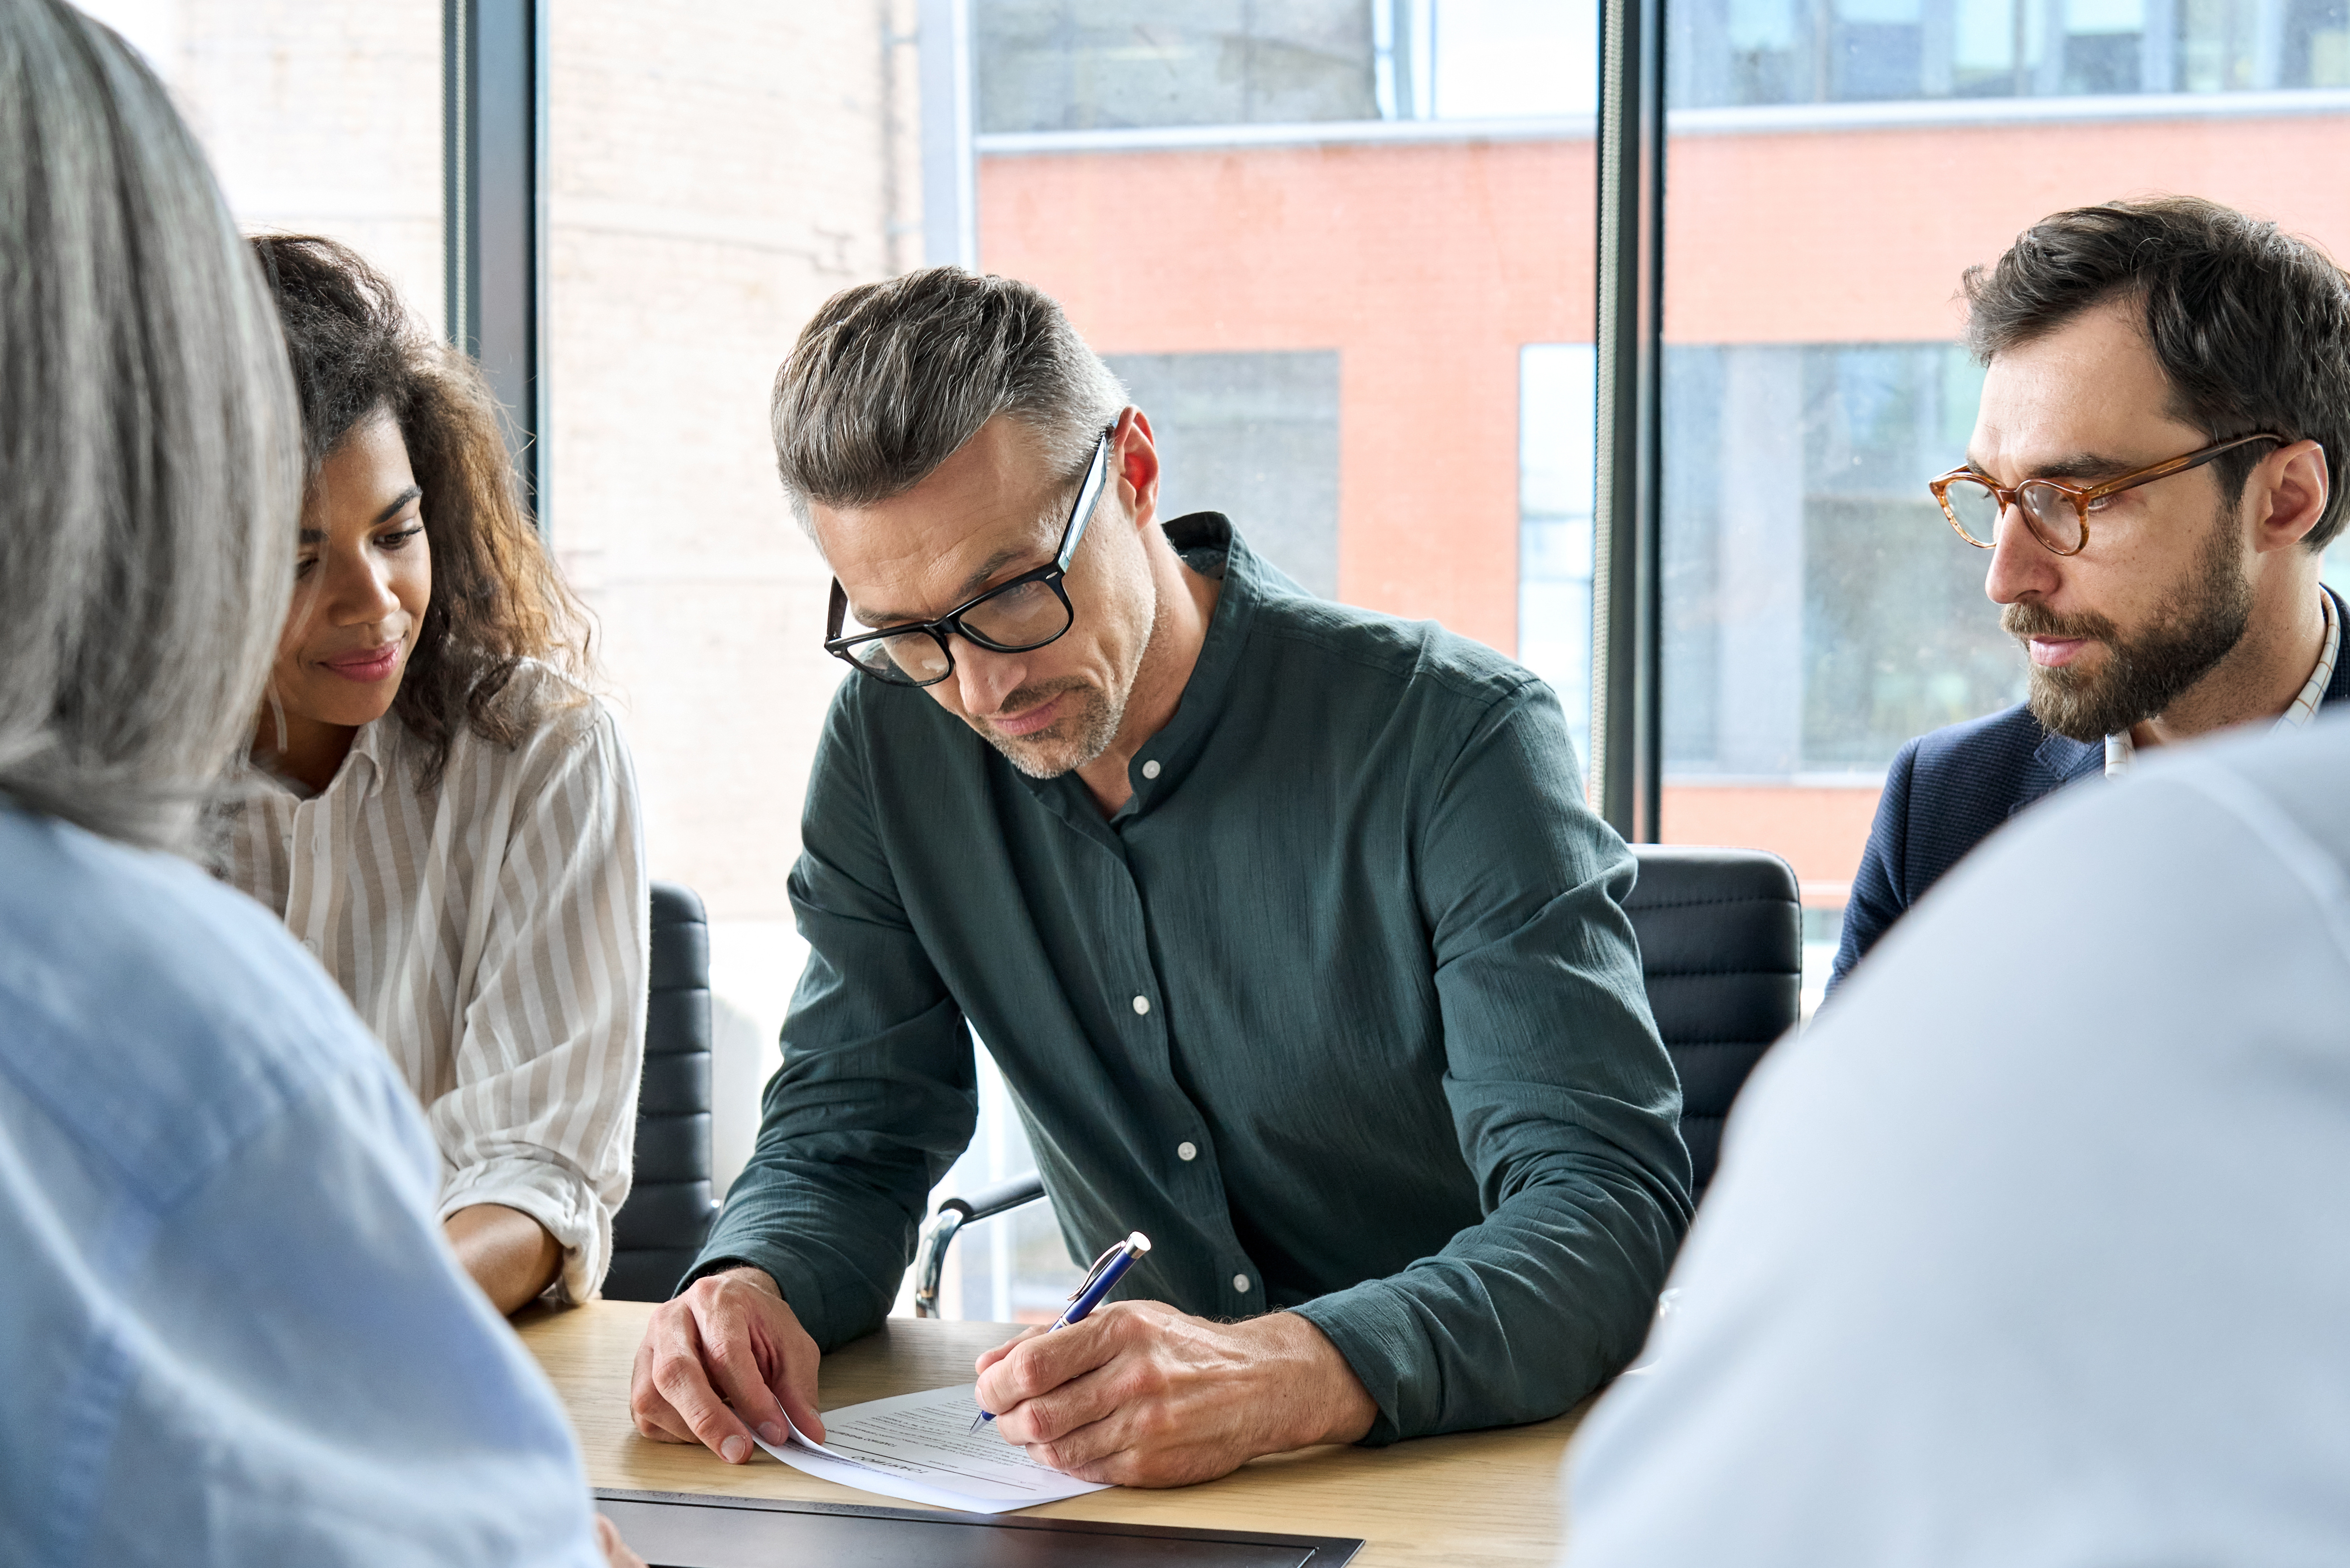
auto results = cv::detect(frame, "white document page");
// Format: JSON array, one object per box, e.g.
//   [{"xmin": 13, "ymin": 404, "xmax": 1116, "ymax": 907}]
[{"xmin": 751, "ymin": 1382, "xmax": 1112, "ymax": 1515}]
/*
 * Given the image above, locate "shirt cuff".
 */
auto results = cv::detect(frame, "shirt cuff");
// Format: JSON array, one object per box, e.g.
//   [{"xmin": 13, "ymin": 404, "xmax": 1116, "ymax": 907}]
[
  {"xmin": 440, "ymin": 1156, "xmax": 613, "ymax": 1306},
  {"xmin": 1289, "ymin": 1282, "xmax": 1425, "ymax": 1447},
  {"xmin": 680, "ymin": 1236, "xmax": 848, "ymax": 1343}
]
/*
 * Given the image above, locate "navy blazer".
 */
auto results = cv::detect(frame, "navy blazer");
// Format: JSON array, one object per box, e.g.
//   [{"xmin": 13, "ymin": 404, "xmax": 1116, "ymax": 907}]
[{"xmin": 1830, "ymin": 585, "xmax": 2350, "ymax": 990}]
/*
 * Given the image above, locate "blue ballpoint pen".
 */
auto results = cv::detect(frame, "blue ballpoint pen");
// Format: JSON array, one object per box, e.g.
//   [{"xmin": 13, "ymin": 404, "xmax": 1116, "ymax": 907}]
[{"xmin": 971, "ymin": 1231, "xmax": 1152, "ymax": 1432}]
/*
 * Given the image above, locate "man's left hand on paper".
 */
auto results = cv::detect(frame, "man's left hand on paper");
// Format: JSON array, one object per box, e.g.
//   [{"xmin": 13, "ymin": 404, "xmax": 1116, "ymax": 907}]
[
  {"xmin": 630, "ymin": 1266, "xmax": 825, "ymax": 1461},
  {"xmin": 971, "ymin": 1300, "xmax": 1377, "ymax": 1486}
]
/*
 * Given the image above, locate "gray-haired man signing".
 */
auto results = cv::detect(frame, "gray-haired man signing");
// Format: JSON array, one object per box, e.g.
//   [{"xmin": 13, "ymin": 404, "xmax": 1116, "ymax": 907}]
[{"xmin": 628, "ymin": 268, "xmax": 1690, "ymax": 1486}]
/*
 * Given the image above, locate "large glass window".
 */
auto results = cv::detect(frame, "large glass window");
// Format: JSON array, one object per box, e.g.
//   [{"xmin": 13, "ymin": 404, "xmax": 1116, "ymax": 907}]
[
  {"xmin": 140, "ymin": 0, "xmax": 2349, "ymax": 1319},
  {"xmin": 1660, "ymin": 0, "xmax": 2350, "ymax": 1006},
  {"xmin": 1522, "ymin": 344, "xmax": 1600, "ymax": 767},
  {"xmin": 935, "ymin": 0, "xmax": 1600, "ymax": 1318},
  {"xmin": 543, "ymin": 1, "xmax": 925, "ymax": 1254}
]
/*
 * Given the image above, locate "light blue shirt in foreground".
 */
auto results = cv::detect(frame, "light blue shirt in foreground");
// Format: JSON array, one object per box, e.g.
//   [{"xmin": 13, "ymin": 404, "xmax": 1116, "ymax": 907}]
[
  {"xmin": 0, "ymin": 803, "xmax": 601, "ymax": 1567},
  {"xmin": 1566, "ymin": 713, "xmax": 2350, "ymax": 1564}
]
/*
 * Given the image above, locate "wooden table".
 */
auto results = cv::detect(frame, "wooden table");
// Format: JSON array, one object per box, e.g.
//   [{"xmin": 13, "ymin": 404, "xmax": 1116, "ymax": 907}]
[{"xmin": 519, "ymin": 1301, "xmax": 1582, "ymax": 1567}]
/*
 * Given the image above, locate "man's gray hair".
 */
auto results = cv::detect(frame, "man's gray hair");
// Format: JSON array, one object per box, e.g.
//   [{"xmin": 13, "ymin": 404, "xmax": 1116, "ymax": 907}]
[
  {"xmin": 771, "ymin": 267, "xmax": 1127, "ymax": 532},
  {"xmin": 0, "ymin": 0, "xmax": 300, "ymax": 851}
]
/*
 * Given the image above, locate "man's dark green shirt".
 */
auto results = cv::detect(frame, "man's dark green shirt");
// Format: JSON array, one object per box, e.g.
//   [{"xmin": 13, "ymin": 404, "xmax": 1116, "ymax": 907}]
[{"xmin": 696, "ymin": 515, "xmax": 1692, "ymax": 1442}]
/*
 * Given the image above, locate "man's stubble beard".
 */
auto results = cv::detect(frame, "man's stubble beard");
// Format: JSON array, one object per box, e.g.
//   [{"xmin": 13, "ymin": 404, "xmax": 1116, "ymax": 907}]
[
  {"xmin": 982, "ymin": 676, "xmax": 1124, "ymax": 779},
  {"xmin": 976, "ymin": 600, "xmax": 1162, "ymax": 780},
  {"xmin": 2005, "ymin": 500, "xmax": 2253, "ymax": 743}
]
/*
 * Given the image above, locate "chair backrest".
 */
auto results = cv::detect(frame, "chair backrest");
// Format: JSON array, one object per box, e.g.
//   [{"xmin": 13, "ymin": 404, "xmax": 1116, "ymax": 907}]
[
  {"xmin": 1624, "ymin": 845, "xmax": 1801, "ymax": 1197},
  {"xmin": 604, "ymin": 881, "xmax": 720, "ymax": 1302}
]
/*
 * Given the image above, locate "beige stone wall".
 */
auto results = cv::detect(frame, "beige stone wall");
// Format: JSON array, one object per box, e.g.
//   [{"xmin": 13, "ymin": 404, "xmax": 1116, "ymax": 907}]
[
  {"xmin": 82, "ymin": 0, "xmax": 926, "ymax": 1193},
  {"xmin": 83, "ymin": 0, "xmax": 916, "ymax": 936},
  {"xmin": 80, "ymin": 0, "xmax": 445, "ymax": 334},
  {"xmin": 549, "ymin": 0, "xmax": 918, "ymax": 929},
  {"xmin": 546, "ymin": 0, "xmax": 923, "ymax": 1190}
]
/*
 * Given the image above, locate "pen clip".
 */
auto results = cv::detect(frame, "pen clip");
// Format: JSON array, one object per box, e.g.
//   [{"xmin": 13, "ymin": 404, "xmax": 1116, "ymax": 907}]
[{"xmin": 1066, "ymin": 1239, "xmax": 1129, "ymax": 1304}]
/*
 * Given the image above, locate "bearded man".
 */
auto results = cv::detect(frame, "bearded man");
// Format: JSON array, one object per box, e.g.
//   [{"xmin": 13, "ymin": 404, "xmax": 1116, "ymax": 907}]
[
  {"xmin": 1829, "ymin": 197, "xmax": 2350, "ymax": 990},
  {"xmin": 627, "ymin": 268, "xmax": 1690, "ymax": 1485}
]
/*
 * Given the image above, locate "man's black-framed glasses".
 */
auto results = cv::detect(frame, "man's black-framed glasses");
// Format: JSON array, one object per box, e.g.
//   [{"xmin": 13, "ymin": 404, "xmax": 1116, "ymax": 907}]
[{"xmin": 824, "ymin": 429, "xmax": 1114, "ymax": 688}]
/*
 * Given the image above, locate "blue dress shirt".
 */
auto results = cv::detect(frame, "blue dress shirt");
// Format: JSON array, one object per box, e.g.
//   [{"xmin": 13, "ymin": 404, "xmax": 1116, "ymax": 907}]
[{"xmin": 0, "ymin": 803, "xmax": 602, "ymax": 1567}]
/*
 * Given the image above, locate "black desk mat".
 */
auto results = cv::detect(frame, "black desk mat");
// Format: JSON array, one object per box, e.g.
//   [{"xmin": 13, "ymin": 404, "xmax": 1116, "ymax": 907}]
[{"xmin": 595, "ymin": 1488, "xmax": 1365, "ymax": 1567}]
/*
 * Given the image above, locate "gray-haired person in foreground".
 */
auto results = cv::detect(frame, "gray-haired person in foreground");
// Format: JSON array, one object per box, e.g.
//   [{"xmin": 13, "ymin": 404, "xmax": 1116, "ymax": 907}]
[
  {"xmin": 0, "ymin": 2, "xmax": 637, "ymax": 1561},
  {"xmin": 628, "ymin": 267, "xmax": 1693, "ymax": 1485}
]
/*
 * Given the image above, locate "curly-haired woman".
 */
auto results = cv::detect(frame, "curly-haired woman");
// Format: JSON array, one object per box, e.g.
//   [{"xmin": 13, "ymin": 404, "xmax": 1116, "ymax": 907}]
[{"xmin": 220, "ymin": 235, "xmax": 647, "ymax": 1314}]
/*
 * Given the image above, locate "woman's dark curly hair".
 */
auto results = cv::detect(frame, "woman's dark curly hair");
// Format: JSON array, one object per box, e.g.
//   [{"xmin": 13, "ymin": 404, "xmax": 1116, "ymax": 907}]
[{"xmin": 252, "ymin": 235, "xmax": 589, "ymax": 783}]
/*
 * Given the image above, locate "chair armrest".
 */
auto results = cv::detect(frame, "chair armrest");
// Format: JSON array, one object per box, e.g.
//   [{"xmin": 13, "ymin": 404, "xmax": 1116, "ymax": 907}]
[
  {"xmin": 912, "ymin": 1172, "xmax": 1049, "ymax": 1318},
  {"xmin": 939, "ymin": 1173, "xmax": 1047, "ymax": 1225}
]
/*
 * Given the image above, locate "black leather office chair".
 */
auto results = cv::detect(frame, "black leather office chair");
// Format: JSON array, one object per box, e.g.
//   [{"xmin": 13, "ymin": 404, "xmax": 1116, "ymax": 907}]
[
  {"xmin": 1621, "ymin": 844, "xmax": 1801, "ymax": 1194},
  {"xmin": 603, "ymin": 881, "xmax": 721, "ymax": 1303},
  {"xmin": 908, "ymin": 843, "xmax": 1803, "ymax": 1314}
]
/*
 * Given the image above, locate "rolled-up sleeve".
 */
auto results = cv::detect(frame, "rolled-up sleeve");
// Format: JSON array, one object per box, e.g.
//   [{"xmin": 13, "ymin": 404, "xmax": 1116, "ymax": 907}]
[
  {"xmin": 433, "ymin": 706, "xmax": 648, "ymax": 1304},
  {"xmin": 1290, "ymin": 682, "xmax": 1693, "ymax": 1441}
]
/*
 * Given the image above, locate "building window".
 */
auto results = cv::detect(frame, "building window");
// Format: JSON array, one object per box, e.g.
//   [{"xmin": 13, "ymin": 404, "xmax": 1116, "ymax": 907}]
[
  {"xmin": 1104, "ymin": 351, "xmax": 1344, "ymax": 599},
  {"xmin": 977, "ymin": 1, "xmax": 1381, "ymax": 132},
  {"xmin": 1676, "ymin": 0, "xmax": 2350, "ymax": 105},
  {"xmin": 975, "ymin": 0, "xmax": 1601, "ymax": 133},
  {"xmin": 1664, "ymin": 342, "xmax": 2018, "ymax": 780}
]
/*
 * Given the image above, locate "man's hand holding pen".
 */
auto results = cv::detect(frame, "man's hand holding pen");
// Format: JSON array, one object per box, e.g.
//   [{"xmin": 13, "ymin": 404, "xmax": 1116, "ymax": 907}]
[{"xmin": 971, "ymin": 1302, "xmax": 1378, "ymax": 1487}]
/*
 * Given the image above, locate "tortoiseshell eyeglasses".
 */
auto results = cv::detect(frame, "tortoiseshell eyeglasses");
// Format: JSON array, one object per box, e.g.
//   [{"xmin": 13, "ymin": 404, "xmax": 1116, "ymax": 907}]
[{"xmin": 1928, "ymin": 432, "xmax": 2284, "ymax": 557}]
